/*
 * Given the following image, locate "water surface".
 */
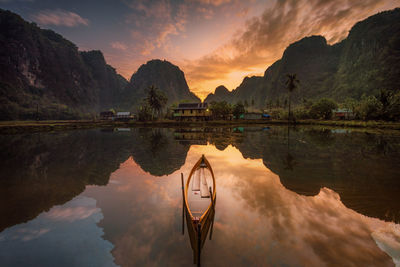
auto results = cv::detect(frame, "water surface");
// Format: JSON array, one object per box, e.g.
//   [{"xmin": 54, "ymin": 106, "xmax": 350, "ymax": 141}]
[{"xmin": 0, "ymin": 126, "xmax": 399, "ymax": 266}]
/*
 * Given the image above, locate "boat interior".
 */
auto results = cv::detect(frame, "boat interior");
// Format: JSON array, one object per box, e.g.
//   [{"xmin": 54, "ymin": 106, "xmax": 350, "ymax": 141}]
[{"xmin": 187, "ymin": 164, "xmax": 214, "ymax": 219}]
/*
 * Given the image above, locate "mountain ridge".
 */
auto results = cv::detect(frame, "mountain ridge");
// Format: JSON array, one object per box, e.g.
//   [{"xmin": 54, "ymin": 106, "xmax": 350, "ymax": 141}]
[
  {"xmin": 0, "ymin": 9, "xmax": 200, "ymax": 119},
  {"xmin": 204, "ymin": 8, "xmax": 400, "ymax": 107},
  {"xmin": 1, "ymin": 7, "xmax": 399, "ymax": 119}
]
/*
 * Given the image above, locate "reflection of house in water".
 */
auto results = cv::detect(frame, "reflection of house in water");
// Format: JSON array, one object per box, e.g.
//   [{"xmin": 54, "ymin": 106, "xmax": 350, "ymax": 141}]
[
  {"xmin": 174, "ymin": 129, "xmax": 208, "ymax": 145},
  {"xmin": 331, "ymin": 129, "xmax": 351, "ymax": 134},
  {"xmin": 115, "ymin": 128, "xmax": 131, "ymax": 132},
  {"xmin": 174, "ymin": 128, "xmax": 246, "ymax": 151},
  {"xmin": 173, "ymin": 103, "xmax": 212, "ymax": 121}
]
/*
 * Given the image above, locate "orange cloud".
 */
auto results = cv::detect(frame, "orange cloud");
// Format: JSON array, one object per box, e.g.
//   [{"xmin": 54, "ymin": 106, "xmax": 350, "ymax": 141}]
[{"xmin": 183, "ymin": 0, "xmax": 399, "ymax": 98}]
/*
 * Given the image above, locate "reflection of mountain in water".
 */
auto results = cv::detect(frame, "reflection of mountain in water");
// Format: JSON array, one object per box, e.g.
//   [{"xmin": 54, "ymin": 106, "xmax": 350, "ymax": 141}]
[
  {"xmin": 0, "ymin": 130, "xmax": 133, "ymax": 232},
  {"xmin": 0, "ymin": 128, "xmax": 192, "ymax": 231},
  {"xmin": 129, "ymin": 128, "xmax": 191, "ymax": 176},
  {"xmin": 1, "ymin": 126, "xmax": 399, "ymax": 233},
  {"xmin": 234, "ymin": 127, "xmax": 400, "ymax": 223},
  {"xmin": 170, "ymin": 127, "xmax": 400, "ymax": 223},
  {"xmin": 174, "ymin": 127, "xmax": 244, "ymax": 151}
]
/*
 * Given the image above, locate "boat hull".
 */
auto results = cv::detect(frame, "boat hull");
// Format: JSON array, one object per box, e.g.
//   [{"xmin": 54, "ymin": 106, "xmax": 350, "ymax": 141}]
[{"xmin": 183, "ymin": 155, "xmax": 216, "ymax": 265}]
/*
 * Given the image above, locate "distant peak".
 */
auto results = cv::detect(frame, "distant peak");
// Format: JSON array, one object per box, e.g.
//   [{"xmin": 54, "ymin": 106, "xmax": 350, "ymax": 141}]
[
  {"xmin": 282, "ymin": 35, "xmax": 328, "ymax": 59},
  {"xmin": 287, "ymin": 35, "xmax": 327, "ymax": 49},
  {"xmin": 145, "ymin": 59, "xmax": 175, "ymax": 66},
  {"xmin": 214, "ymin": 85, "xmax": 229, "ymax": 94}
]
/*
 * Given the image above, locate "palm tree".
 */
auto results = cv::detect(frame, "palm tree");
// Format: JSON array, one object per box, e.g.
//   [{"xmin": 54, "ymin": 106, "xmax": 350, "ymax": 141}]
[
  {"xmin": 285, "ymin": 74, "xmax": 299, "ymax": 123},
  {"xmin": 146, "ymin": 85, "xmax": 168, "ymax": 120}
]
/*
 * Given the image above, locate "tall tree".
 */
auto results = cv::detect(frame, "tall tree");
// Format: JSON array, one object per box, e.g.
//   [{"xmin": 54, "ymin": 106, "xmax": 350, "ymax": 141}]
[
  {"xmin": 233, "ymin": 102, "xmax": 245, "ymax": 119},
  {"xmin": 210, "ymin": 101, "xmax": 232, "ymax": 120},
  {"xmin": 145, "ymin": 85, "xmax": 168, "ymax": 120},
  {"xmin": 285, "ymin": 74, "xmax": 299, "ymax": 123}
]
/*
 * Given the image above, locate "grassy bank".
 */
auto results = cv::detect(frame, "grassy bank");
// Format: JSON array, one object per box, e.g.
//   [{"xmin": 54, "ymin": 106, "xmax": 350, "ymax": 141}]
[
  {"xmin": 1, "ymin": 119, "xmax": 400, "ymax": 134},
  {"xmin": 295, "ymin": 119, "xmax": 400, "ymax": 130}
]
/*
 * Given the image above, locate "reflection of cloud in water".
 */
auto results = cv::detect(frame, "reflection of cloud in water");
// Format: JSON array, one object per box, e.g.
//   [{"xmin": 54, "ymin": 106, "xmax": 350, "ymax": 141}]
[
  {"xmin": 206, "ymin": 145, "xmax": 399, "ymax": 266},
  {"xmin": 84, "ymin": 144, "xmax": 399, "ymax": 266},
  {"xmin": 372, "ymin": 225, "xmax": 400, "ymax": 266},
  {"xmin": 0, "ymin": 196, "xmax": 117, "ymax": 267},
  {"xmin": 85, "ymin": 158, "xmax": 191, "ymax": 266},
  {"xmin": 44, "ymin": 205, "xmax": 98, "ymax": 222}
]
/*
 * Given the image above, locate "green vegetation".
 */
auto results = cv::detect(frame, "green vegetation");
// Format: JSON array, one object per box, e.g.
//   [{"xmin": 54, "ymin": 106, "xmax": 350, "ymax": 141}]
[
  {"xmin": 136, "ymin": 85, "xmax": 168, "ymax": 121},
  {"xmin": 137, "ymin": 101, "xmax": 152, "ymax": 121},
  {"xmin": 144, "ymin": 85, "xmax": 168, "ymax": 120},
  {"xmin": 354, "ymin": 90, "xmax": 400, "ymax": 121},
  {"xmin": 309, "ymin": 98, "xmax": 338, "ymax": 119},
  {"xmin": 232, "ymin": 102, "xmax": 245, "ymax": 119},
  {"xmin": 263, "ymin": 88, "xmax": 400, "ymax": 122},
  {"xmin": 210, "ymin": 101, "xmax": 232, "ymax": 120},
  {"xmin": 285, "ymin": 74, "xmax": 300, "ymax": 122}
]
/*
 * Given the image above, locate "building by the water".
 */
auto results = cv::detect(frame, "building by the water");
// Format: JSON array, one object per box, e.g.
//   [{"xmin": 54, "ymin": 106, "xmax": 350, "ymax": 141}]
[{"xmin": 173, "ymin": 103, "xmax": 212, "ymax": 121}]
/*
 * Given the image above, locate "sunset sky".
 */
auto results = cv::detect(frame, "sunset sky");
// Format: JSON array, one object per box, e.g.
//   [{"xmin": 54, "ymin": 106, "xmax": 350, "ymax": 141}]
[{"xmin": 1, "ymin": 0, "xmax": 398, "ymax": 99}]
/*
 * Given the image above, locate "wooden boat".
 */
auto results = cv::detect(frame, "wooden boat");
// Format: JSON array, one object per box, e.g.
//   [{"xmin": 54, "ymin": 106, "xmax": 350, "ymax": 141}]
[{"xmin": 181, "ymin": 154, "xmax": 216, "ymax": 266}]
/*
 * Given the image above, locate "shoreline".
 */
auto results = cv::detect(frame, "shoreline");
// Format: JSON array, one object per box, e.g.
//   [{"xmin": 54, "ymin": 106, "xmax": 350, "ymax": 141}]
[{"xmin": 1, "ymin": 119, "xmax": 400, "ymax": 134}]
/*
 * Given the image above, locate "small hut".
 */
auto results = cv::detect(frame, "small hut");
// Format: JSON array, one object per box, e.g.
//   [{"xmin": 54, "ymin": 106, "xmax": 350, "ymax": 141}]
[
  {"xmin": 333, "ymin": 108, "xmax": 354, "ymax": 120},
  {"xmin": 100, "ymin": 111, "xmax": 115, "ymax": 120},
  {"xmin": 115, "ymin": 112, "xmax": 134, "ymax": 121}
]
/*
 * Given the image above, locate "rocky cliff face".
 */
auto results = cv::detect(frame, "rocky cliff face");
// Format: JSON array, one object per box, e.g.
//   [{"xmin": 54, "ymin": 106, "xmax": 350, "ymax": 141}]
[
  {"xmin": 204, "ymin": 8, "xmax": 400, "ymax": 107},
  {"xmin": 0, "ymin": 9, "xmax": 127, "ymax": 120},
  {"xmin": 332, "ymin": 8, "xmax": 400, "ymax": 99},
  {"xmin": 121, "ymin": 59, "xmax": 200, "ymax": 109},
  {"xmin": 80, "ymin": 50, "xmax": 127, "ymax": 110},
  {"xmin": 231, "ymin": 76, "xmax": 266, "ymax": 107}
]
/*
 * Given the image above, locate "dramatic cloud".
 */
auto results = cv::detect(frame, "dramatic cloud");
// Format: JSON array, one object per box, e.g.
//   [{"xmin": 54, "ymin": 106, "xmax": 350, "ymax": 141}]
[
  {"xmin": 101, "ymin": 0, "xmax": 259, "ymax": 84},
  {"xmin": 183, "ymin": 0, "xmax": 399, "ymax": 97},
  {"xmin": 125, "ymin": 0, "xmax": 187, "ymax": 53},
  {"xmin": 32, "ymin": 9, "xmax": 89, "ymax": 27},
  {"xmin": 6, "ymin": 0, "xmax": 397, "ymax": 98}
]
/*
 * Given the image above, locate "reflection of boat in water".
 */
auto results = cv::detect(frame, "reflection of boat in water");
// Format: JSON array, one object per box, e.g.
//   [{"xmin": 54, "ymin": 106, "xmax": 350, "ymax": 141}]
[{"xmin": 181, "ymin": 155, "xmax": 216, "ymax": 266}]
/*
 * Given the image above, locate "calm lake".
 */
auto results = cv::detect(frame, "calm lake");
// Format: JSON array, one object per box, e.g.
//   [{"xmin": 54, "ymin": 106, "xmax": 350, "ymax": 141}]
[{"xmin": 0, "ymin": 126, "xmax": 400, "ymax": 266}]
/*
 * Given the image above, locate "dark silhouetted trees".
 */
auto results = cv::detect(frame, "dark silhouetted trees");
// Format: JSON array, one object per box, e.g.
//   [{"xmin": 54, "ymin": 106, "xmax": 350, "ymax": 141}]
[
  {"xmin": 285, "ymin": 74, "xmax": 300, "ymax": 122},
  {"xmin": 145, "ymin": 85, "xmax": 168, "ymax": 120}
]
